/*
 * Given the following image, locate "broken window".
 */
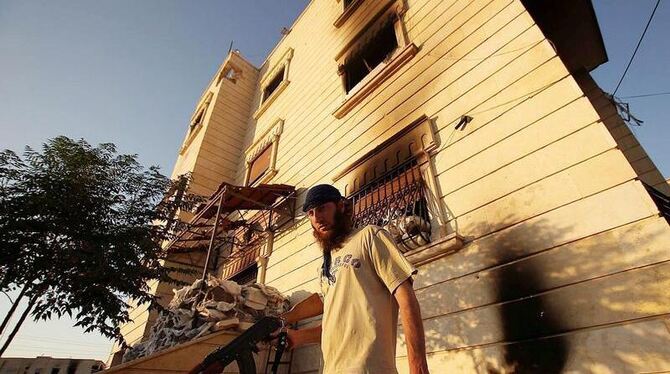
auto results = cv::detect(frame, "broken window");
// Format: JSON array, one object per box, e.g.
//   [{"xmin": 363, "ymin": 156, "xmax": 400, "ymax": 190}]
[
  {"xmin": 247, "ymin": 144, "xmax": 272, "ymax": 186},
  {"xmin": 262, "ymin": 67, "xmax": 285, "ymax": 103},
  {"xmin": 217, "ymin": 65, "xmax": 241, "ymax": 85},
  {"xmin": 333, "ymin": 0, "xmax": 416, "ymax": 118},
  {"xmin": 341, "ymin": 15, "xmax": 399, "ymax": 93}
]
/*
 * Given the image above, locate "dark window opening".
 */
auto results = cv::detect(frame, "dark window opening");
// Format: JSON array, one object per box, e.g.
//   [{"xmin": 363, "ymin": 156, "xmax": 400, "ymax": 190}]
[
  {"xmin": 218, "ymin": 67, "xmax": 239, "ymax": 85},
  {"xmin": 193, "ymin": 109, "xmax": 204, "ymax": 125},
  {"xmin": 342, "ymin": 16, "xmax": 398, "ymax": 93},
  {"xmin": 51, "ymin": 369, "xmax": 60, "ymax": 374},
  {"xmin": 230, "ymin": 264, "xmax": 258, "ymax": 285},
  {"xmin": 189, "ymin": 108, "xmax": 205, "ymax": 133},
  {"xmin": 262, "ymin": 67, "xmax": 285, "ymax": 103},
  {"xmin": 66, "ymin": 361, "xmax": 79, "ymax": 374}
]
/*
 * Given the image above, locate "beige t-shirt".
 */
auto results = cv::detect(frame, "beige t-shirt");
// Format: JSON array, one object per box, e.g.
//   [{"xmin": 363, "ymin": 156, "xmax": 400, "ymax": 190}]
[{"xmin": 316, "ymin": 224, "xmax": 418, "ymax": 374}]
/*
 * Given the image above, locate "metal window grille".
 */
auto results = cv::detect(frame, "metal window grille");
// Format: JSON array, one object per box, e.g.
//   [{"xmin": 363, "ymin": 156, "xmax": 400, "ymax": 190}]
[{"xmin": 347, "ymin": 156, "xmax": 432, "ymax": 253}]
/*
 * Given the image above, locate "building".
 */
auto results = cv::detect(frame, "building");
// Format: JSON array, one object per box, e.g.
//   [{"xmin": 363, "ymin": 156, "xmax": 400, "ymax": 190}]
[
  {"xmin": 0, "ymin": 357, "xmax": 104, "ymax": 374},
  {"xmin": 110, "ymin": 0, "xmax": 670, "ymax": 372}
]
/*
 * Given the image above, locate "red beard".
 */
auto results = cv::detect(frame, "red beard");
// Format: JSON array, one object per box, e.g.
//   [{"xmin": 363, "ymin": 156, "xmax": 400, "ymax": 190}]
[{"xmin": 313, "ymin": 205, "xmax": 354, "ymax": 280}]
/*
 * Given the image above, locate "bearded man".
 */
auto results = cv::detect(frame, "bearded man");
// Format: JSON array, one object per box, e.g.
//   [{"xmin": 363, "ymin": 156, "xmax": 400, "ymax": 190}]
[{"xmin": 270, "ymin": 184, "xmax": 430, "ymax": 374}]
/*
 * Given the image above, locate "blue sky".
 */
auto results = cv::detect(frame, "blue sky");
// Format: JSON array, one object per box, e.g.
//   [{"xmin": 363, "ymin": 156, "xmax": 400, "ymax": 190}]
[{"xmin": 1, "ymin": 0, "xmax": 668, "ymax": 362}]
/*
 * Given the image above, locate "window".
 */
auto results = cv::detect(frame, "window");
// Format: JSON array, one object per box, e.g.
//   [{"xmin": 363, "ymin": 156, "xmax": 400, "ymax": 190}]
[
  {"xmin": 334, "ymin": 0, "xmax": 366, "ymax": 27},
  {"xmin": 253, "ymin": 48, "xmax": 294, "ymax": 119},
  {"xmin": 244, "ymin": 119, "xmax": 284, "ymax": 186},
  {"xmin": 247, "ymin": 144, "xmax": 272, "ymax": 186},
  {"xmin": 332, "ymin": 115, "xmax": 464, "ymax": 263},
  {"xmin": 217, "ymin": 64, "xmax": 241, "ymax": 85},
  {"xmin": 348, "ymin": 156, "xmax": 432, "ymax": 253},
  {"xmin": 188, "ymin": 92, "xmax": 213, "ymax": 134},
  {"xmin": 230, "ymin": 264, "xmax": 258, "ymax": 285},
  {"xmin": 333, "ymin": 0, "xmax": 417, "ymax": 118},
  {"xmin": 180, "ymin": 92, "xmax": 213, "ymax": 154},
  {"xmin": 189, "ymin": 107, "xmax": 205, "ymax": 133},
  {"xmin": 341, "ymin": 15, "xmax": 398, "ymax": 93},
  {"xmin": 262, "ymin": 67, "xmax": 285, "ymax": 104},
  {"xmin": 66, "ymin": 361, "xmax": 78, "ymax": 374}
]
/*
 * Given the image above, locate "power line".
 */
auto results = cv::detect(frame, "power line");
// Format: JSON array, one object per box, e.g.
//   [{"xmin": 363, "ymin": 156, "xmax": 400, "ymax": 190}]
[
  {"xmin": 619, "ymin": 91, "xmax": 670, "ymax": 99},
  {"xmin": 612, "ymin": 0, "xmax": 662, "ymax": 96}
]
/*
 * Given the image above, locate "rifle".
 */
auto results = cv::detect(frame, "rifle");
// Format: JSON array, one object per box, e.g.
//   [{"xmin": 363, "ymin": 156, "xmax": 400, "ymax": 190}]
[{"xmin": 188, "ymin": 316, "xmax": 288, "ymax": 374}]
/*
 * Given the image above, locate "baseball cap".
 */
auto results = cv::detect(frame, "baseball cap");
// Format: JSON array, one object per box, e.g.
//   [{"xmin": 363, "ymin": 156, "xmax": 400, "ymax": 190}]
[{"xmin": 302, "ymin": 184, "xmax": 343, "ymax": 213}]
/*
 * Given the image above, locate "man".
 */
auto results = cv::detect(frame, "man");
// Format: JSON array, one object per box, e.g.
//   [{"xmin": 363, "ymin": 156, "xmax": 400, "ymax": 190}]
[{"xmin": 270, "ymin": 184, "xmax": 430, "ymax": 374}]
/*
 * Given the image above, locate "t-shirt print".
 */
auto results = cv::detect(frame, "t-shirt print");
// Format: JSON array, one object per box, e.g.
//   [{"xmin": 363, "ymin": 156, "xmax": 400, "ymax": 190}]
[{"xmin": 316, "ymin": 225, "xmax": 418, "ymax": 374}]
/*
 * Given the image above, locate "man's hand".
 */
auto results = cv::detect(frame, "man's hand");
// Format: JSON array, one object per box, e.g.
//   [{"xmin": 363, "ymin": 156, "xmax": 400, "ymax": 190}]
[
  {"xmin": 267, "ymin": 324, "xmax": 322, "ymax": 351},
  {"xmin": 394, "ymin": 278, "xmax": 430, "ymax": 374},
  {"xmin": 268, "ymin": 327, "xmax": 298, "ymax": 351}
]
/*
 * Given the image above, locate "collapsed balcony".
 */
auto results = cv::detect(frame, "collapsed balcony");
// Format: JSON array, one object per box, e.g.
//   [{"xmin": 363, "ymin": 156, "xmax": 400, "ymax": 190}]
[{"xmin": 166, "ymin": 182, "xmax": 297, "ymax": 284}]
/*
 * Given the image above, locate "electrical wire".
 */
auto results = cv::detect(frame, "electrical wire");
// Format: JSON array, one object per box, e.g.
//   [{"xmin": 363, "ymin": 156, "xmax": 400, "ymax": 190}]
[
  {"xmin": 612, "ymin": 0, "xmax": 662, "ymax": 96},
  {"xmin": 619, "ymin": 91, "xmax": 670, "ymax": 99}
]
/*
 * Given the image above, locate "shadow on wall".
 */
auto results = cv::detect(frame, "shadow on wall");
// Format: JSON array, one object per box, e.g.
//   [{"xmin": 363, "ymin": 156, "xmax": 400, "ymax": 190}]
[
  {"xmin": 399, "ymin": 208, "xmax": 670, "ymax": 373},
  {"xmin": 494, "ymin": 261, "xmax": 568, "ymax": 373}
]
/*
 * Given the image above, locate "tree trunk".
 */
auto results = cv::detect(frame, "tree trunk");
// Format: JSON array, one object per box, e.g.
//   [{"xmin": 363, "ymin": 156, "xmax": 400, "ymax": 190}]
[
  {"xmin": 0, "ymin": 292, "xmax": 38, "ymax": 357},
  {"xmin": 0, "ymin": 285, "xmax": 28, "ymax": 336}
]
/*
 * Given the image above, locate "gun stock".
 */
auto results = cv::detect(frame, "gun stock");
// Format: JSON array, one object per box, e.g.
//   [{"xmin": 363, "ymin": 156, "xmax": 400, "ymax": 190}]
[{"xmin": 188, "ymin": 316, "xmax": 286, "ymax": 374}]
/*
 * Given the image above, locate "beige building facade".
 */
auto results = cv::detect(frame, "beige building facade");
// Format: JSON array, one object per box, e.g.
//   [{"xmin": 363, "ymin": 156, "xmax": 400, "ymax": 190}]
[
  {"xmin": 113, "ymin": 0, "xmax": 670, "ymax": 372},
  {"xmin": 0, "ymin": 357, "xmax": 104, "ymax": 374}
]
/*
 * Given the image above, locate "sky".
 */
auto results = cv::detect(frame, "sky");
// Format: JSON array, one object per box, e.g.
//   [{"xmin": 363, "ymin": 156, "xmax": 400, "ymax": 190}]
[{"xmin": 1, "ymin": 0, "xmax": 668, "ymax": 363}]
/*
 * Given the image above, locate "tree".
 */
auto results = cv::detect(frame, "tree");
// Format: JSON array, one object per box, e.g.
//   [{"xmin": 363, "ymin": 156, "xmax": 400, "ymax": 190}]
[{"xmin": 0, "ymin": 136, "xmax": 201, "ymax": 355}]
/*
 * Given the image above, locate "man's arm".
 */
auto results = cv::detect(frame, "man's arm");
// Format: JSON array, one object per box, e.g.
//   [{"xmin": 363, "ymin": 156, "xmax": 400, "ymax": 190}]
[
  {"xmin": 280, "ymin": 293, "xmax": 324, "ymax": 324},
  {"xmin": 394, "ymin": 279, "xmax": 430, "ymax": 374},
  {"xmin": 269, "ymin": 293, "xmax": 324, "ymax": 349}
]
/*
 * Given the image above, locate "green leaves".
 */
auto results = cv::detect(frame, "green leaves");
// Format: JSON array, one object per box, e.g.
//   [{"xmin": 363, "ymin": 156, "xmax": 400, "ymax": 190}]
[{"xmin": 0, "ymin": 136, "xmax": 200, "ymax": 345}]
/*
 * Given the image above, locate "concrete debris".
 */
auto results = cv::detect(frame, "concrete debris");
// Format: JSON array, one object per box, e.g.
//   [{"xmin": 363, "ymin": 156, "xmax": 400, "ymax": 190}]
[{"xmin": 122, "ymin": 275, "xmax": 290, "ymax": 363}]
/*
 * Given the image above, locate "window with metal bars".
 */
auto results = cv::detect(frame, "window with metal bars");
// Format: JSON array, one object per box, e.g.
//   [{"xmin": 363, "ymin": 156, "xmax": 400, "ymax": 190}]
[{"xmin": 346, "ymin": 156, "xmax": 431, "ymax": 253}]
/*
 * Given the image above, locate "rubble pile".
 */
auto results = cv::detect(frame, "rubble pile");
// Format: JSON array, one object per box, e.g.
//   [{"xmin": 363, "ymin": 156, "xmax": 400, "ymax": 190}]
[{"xmin": 122, "ymin": 275, "xmax": 290, "ymax": 362}]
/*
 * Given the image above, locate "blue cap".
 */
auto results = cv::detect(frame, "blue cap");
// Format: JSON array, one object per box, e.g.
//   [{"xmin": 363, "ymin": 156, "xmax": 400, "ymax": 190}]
[{"xmin": 302, "ymin": 184, "xmax": 343, "ymax": 213}]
